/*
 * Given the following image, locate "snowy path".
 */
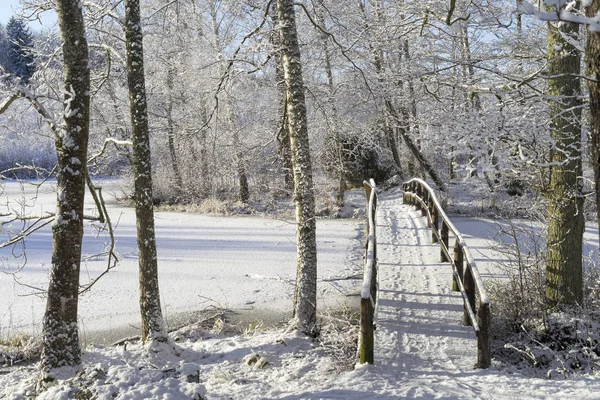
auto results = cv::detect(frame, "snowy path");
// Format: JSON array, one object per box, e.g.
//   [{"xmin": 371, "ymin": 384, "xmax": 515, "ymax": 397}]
[{"xmin": 363, "ymin": 189, "xmax": 480, "ymax": 397}]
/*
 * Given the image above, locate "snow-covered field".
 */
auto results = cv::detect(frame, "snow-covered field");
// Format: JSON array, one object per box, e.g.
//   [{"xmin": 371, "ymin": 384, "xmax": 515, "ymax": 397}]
[{"xmin": 2, "ymin": 181, "xmax": 600, "ymax": 399}]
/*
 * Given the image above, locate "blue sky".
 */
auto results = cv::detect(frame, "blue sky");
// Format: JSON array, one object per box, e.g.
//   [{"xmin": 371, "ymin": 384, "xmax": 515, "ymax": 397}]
[
  {"xmin": 0, "ymin": 0, "xmax": 57, "ymax": 30},
  {"xmin": 0, "ymin": 0, "xmax": 20, "ymax": 25}
]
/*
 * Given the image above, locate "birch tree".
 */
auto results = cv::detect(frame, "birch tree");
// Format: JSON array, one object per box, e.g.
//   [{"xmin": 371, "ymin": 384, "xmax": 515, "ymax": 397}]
[
  {"xmin": 40, "ymin": 0, "xmax": 90, "ymax": 375},
  {"xmin": 270, "ymin": 3, "xmax": 294, "ymax": 193},
  {"xmin": 276, "ymin": 0, "xmax": 318, "ymax": 336},
  {"xmin": 124, "ymin": 0, "xmax": 169, "ymax": 344}
]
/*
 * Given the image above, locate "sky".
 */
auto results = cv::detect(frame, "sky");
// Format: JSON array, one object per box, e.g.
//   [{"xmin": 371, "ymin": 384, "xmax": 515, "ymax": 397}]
[{"xmin": 0, "ymin": 0, "xmax": 57, "ymax": 30}]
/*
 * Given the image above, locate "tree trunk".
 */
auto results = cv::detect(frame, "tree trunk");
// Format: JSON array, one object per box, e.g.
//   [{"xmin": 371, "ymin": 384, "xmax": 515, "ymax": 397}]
[
  {"xmin": 545, "ymin": 13, "xmax": 584, "ymax": 307},
  {"xmin": 124, "ymin": 0, "xmax": 168, "ymax": 343},
  {"xmin": 357, "ymin": 0, "xmax": 445, "ymax": 188},
  {"xmin": 40, "ymin": 0, "xmax": 90, "ymax": 375},
  {"xmin": 516, "ymin": 0, "xmax": 523, "ymax": 39},
  {"xmin": 231, "ymin": 123, "xmax": 250, "ymax": 203},
  {"xmin": 166, "ymin": 67, "xmax": 183, "ymax": 199},
  {"xmin": 586, "ymin": 1, "xmax": 600, "ymax": 256},
  {"xmin": 356, "ymin": 0, "xmax": 403, "ymax": 176},
  {"xmin": 459, "ymin": 21, "xmax": 481, "ymax": 111},
  {"xmin": 209, "ymin": 0, "xmax": 249, "ymax": 203},
  {"xmin": 277, "ymin": 0, "xmax": 318, "ymax": 336},
  {"xmin": 318, "ymin": 8, "xmax": 345, "ymax": 206},
  {"xmin": 199, "ymin": 109, "xmax": 212, "ymax": 197},
  {"xmin": 270, "ymin": 4, "xmax": 294, "ymax": 193}
]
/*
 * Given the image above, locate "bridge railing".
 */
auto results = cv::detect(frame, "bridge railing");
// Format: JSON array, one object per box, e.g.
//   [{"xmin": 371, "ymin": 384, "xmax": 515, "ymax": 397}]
[
  {"xmin": 402, "ymin": 178, "xmax": 491, "ymax": 369},
  {"xmin": 359, "ymin": 178, "xmax": 378, "ymax": 364}
]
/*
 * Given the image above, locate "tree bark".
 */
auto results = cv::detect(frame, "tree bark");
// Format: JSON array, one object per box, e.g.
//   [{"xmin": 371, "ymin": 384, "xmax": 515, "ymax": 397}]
[
  {"xmin": 545, "ymin": 12, "xmax": 584, "ymax": 307},
  {"xmin": 585, "ymin": 1, "xmax": 600, "ymax": 257},
  {"xmin": 166, "ymin": 67, "xmax": 184, "ymax": 199},
  {"xmin": 318, "ymin": 7, "xmax": 346, "ymax": 206},
  {"xmin": 40, "ymin": 0, "xmax": 90, "ymax": 374},
  {"xmin": 209, "ymin": 0, "xmax": 249, "ymax": 203},
  {"xmin": 270, "ymin": 5, "xmax": 294, "ymax": 192},
  {"xmin": 357, "ymin": 0, "xmax": 445, "ymax": 188},
  {"xmin": 277, "ymin": 0, "xmax": 318, "ymax": 336},
  {"xmin": 124, "ymin": 0, "xmax": 168, "ymax": 343}
]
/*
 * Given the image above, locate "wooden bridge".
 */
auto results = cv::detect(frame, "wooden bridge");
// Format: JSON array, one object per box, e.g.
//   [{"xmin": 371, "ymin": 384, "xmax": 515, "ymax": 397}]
[{"xmin": 358, "ymin": 179, "xmax": 492, "ymax": 369}]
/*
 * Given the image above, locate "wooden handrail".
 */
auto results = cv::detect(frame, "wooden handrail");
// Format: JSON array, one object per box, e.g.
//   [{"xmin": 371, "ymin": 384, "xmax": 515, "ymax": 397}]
[
  {"xmin": 359, "ymin": 178, "xmax": 377, "ymax": 364},
  {"xmin": 402, "ymin": 178, "xmax": 492, "ymax": 369}
]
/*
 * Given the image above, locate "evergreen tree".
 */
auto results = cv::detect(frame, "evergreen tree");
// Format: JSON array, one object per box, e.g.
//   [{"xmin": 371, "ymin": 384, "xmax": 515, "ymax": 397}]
[
  {"xmin": 6, "ymin": 17, "xmax": 35, "ymax": 83},
  {"xmin": 0, "ymin": 23, "xmax": 9, "ymax": 75}
]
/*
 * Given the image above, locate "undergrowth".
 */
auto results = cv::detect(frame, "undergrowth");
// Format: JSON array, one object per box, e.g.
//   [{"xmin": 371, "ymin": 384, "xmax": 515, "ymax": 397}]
[
  {"xmin": 488, "ymin": 220, "xmax": 600, "ymax": 378},
  {"xmin": 316, "ymin": 305, "xmax": 360, "ymax": 373},
  {"xmin": 0, "ymin": 333, "xmax": 41, "ymax": 367}
]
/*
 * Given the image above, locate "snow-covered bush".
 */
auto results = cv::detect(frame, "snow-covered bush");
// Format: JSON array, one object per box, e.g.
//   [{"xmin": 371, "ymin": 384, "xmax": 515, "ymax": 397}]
[
  {"xmin": 489, "ymin": 221, "xmax": 600, "ymax": 377},
  {"xmin": 316, "ymin": 306, "xmax": 359, "ymax": 372},
  {"xmin": 0, "ymin": 333, "xmax": 41, "ymax": 367},
  {"xmin": 487, "ymin": 220, "xmax": 548, "ymax": 334}
]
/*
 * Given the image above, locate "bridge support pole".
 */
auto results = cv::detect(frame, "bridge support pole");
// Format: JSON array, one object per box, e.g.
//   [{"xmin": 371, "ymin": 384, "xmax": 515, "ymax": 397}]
[
  {"xmin": 476, "ymin": 302, "xmax": 492, "ymax": 368},
  {"xmin": 440, "ymin": 221, "xmax": 449, "ymax": 260},
  {"xmin": 431, "ymin": 206, "xmax": 439, "ymax": 243},
  {"xmin": 463, "ymin": 264, "xmax": 476, "ymax": 326},
  {"xmin": 452, "ymin": 240, "xmax": 462, "ymax": 290},
  {"xmin": 360, "ymin": 297, "xmax": 374, "ymax": 364}
]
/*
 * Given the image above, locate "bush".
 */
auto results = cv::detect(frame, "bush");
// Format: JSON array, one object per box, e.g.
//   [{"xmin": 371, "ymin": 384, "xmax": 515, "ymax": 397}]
[
  {"xmin": 322, "ymin": 132, "xmax": 396, "ymax": 187},
  {"xmin": 488, "ymin": 219, "xmax": 600, "ymax": 377}
]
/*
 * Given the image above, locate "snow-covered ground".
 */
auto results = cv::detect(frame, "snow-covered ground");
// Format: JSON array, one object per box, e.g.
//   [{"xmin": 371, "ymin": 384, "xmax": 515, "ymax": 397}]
[
  {"xmin": 0, "ymin": 179, "xmax": 363, "ymax": 344},
  {"xmin": 2, "ymin": 181, "xmax": 600, "ymax": 399}
]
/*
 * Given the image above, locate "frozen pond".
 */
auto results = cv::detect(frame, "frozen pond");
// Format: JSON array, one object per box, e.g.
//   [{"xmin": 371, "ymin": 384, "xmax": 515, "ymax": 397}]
[{"xmin": 0, "ymin": 179, "xmax": 363, "ymax": 343}]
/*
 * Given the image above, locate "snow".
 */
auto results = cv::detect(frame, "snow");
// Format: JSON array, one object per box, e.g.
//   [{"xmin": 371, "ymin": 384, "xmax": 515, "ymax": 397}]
[
  {"xmin": 2, "ymin": 181, "xmax": 600, "ymax": 399},
  {"xmin": 0, "ymin": 180, "xmax": 362, "ymax": 344}
]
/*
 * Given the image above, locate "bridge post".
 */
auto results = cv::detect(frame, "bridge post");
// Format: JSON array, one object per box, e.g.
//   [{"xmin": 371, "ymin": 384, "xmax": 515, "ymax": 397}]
[
  {"xmin": 431, "ymin": 206, "xmax": 439, "ymax": 243},
  {"xmin": 421, "ymin": 190, "xmax": 428, "ymax": 218},
  {"xmin": 440, "ymin": 221, "xmax": 449, "ymax": 261},
  {"xmin": 360, "ymin": 297, "xmax": 374, "ymax": 364},
  {"xmin": 452, "ymin": 240, "xmax": 463, "ymax": 290},
  {"xmin": 463, "ymin": 263, "xmax": 476, "ymax": 326},
  {"xmin": 363, "ymin": 182, "xmax": 372, "ymax": 253},
  {"xmin": 476, "ymin": 302, "xmax": 492, "ymax": 368},
  {"xmin": 427, "ymin": 194, "xmax": 434, "ymax": 228},
  {"xmin": 415, "ymin": 184, "xmax": 421, "ymax": 212}
]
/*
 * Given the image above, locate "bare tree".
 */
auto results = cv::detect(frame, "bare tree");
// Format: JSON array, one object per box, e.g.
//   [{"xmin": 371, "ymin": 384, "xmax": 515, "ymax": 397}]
[
  {"xmin": 276, "ymin": 0, "xmax": 318, "ymax": 336},
  {"xmin": 124, "ymin": 0, "xmax": 169, "ymax": 344},
  {"xmin": 585, "ymin": 0, "xmax": 600, "ymax": 241},
  {"xmin": 40, "ymin": 0, "xmax": 90, "ymax": 375},
  {"xmin": 208, "ymin": 0, "xmax": 250, "ymax": 203},
  {"xmin": 544, "ymin": 6, "xmax": 584, "ymax": 307},
  {"xmin": 270, "ymin": 3, "xmax": 294, "ymax": 193}
]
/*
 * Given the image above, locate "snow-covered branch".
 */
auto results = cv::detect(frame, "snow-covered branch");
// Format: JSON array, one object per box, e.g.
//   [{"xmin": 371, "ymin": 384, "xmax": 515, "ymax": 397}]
[{"xmin": 521, "ymin": 1, "xmax": 600, "ymax": 31}]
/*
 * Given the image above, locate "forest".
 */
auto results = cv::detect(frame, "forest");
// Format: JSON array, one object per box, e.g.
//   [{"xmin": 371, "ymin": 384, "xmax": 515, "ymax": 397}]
[{"xmin": 2, "ymin": 0, "xmax": 600, "ymax": 398}]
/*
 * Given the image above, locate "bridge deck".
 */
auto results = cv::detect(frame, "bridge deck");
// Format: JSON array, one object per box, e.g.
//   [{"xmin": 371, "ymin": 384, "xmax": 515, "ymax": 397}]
[{"xmin": 369, "ymin": 188, "xmax": 481, "ymax": 396}]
